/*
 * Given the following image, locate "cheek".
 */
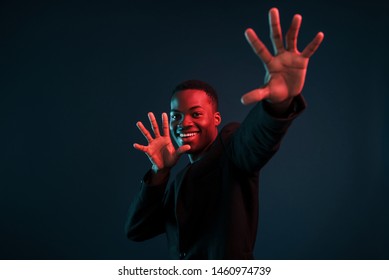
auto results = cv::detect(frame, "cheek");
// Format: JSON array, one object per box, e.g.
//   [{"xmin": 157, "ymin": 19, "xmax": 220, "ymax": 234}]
[
  {"xmin": 199, "ymin": 120, "xmax": 217, "ymax": 136},
  {"xmin": 198, "ymin": 119, "xmax": 213, "ymax": 129},
  {"xmin": 169, "ymin": 121, "xmax": 176, "ymax": 131}
]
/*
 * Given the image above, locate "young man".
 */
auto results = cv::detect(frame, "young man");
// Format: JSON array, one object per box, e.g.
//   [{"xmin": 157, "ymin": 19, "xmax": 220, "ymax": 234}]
[{"xmin": 125, "ymin": 8, "xmax": 324, "ymax": 259}]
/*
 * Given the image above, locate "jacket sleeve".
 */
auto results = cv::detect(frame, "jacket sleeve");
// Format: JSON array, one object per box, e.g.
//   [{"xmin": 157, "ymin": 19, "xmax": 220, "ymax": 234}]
[
  {"xmin": 124, "ymin": 170, "xmax": 168, "ymax": 242},
  {"xmin": 227, "ymin": 95, "xmax": 306, "ymax": 173}
]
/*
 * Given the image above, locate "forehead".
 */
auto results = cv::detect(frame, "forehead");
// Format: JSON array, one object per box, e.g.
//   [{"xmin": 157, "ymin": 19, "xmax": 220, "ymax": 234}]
[{"xmin": 170, "ymin": 89, "xmax": 212, "ymax": 111}]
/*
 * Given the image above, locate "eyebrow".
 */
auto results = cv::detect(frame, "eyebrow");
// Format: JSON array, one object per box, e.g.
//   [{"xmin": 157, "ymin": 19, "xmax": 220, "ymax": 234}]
[{"xmin": 170, "ymin": 106, "xmax": 203, "ymax": 112}]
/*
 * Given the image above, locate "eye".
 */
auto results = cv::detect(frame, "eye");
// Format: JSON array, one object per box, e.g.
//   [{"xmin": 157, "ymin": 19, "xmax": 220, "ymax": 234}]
[
  {"xmin": 170, "ymin": 113, "xmax": 181, "ymax": 121},
  {"xmin": 192, "ymin": 112, "xmax": 202, "ymax": 118}
]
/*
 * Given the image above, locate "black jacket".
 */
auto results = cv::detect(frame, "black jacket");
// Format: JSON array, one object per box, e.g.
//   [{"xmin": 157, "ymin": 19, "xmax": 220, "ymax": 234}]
[{"xmin": 125, "ymin": 97, "xmax": 306, "ymax": 259}]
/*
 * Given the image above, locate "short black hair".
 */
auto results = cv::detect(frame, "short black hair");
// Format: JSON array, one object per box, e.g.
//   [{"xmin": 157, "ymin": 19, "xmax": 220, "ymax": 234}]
[{"xmin": 172, "ymin": 80, "xmax": 218, "ymax": 111}]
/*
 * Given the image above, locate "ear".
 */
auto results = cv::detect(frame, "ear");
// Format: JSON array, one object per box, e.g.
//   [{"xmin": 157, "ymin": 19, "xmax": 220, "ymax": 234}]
[{"xmin": 214, "ymin": 112, "xmax": 222, "ymax": 126}]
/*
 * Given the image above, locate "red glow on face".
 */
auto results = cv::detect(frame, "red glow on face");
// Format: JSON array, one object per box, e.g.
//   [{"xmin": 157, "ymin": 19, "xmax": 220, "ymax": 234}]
[{"xmin": 170, "ymin": 89, "xmax": 220, "ymax": 162}]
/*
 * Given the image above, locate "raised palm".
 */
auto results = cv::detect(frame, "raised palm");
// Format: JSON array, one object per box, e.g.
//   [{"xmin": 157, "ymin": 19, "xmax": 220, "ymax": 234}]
[
  {"xmin": 241, "ymin": 8, "xmax": 324, "ymax": 105},
  {"xmin": 133, "ymin": 112, "xmax": 190, "ymax": 172}
]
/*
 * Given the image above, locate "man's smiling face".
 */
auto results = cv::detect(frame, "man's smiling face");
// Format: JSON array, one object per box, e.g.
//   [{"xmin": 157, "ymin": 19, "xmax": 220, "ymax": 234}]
[{"xmin": 170, "ymin": 89, "xmax": 221, "ymax": 162}]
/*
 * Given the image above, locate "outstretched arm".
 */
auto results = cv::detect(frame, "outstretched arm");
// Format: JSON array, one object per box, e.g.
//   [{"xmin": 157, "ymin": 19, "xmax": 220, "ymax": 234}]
[
  {"xmin": 228, "ymin": 8, "xmax": 323, "ymax": 172},
  {"xmin": 241, "ymin": 7, "xmax": 324, "ymax": 115}
]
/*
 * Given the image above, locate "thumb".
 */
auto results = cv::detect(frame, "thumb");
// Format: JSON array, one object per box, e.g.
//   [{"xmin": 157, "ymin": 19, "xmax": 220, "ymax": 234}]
[
  {"xmin": 176, "ymin": 144, "xmax": 191, "ymax": 156},
  {"xmin": 240, "ymin": 86, "xmax": 270, "ymax": 105}
]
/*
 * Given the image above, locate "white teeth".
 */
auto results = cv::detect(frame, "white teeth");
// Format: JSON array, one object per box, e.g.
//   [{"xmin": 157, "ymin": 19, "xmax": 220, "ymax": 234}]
[{"xmin": 179, "ymin": 132, "xmax": 198, "ymax": 138}]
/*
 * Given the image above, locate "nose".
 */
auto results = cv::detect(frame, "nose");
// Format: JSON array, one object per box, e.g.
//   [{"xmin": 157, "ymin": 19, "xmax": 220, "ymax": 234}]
[{"xmin": 178, "ymin": 115, "xmax": 193, "ymax": 128}]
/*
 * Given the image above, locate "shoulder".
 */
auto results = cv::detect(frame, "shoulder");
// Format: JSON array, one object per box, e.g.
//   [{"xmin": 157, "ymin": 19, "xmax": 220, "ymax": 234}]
[
  {"xmin": 219, "ymin": 122, "xmax": 240, "ymax": 138},
  {"xmin": 217, "ymin": 122, "xmax": 240, "ymax": 148}
]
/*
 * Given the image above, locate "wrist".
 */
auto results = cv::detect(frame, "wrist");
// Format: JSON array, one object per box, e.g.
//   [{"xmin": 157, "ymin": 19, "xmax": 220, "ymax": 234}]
[
  {"xmin": 151, "ymin": 165, "xmax": 171, "ymax": 175},
  {"xmin": 264, "ymin": 96, "xmax": 295, "ymax": 117},
  {"xmin": 145, "ymin": 166, "xmax": 171, "ymax": 186}
]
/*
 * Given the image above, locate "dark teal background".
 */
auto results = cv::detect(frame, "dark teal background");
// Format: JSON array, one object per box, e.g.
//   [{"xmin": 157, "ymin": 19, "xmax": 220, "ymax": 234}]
[{"xmin": 1, "ymin": 0, "xmax": 388, "ymax": 259}]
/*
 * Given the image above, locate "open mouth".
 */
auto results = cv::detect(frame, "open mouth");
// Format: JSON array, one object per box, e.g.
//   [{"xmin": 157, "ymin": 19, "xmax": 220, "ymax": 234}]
[{"xmin": 178, "ymin": 131, "xmax": 200, "ymax": 138}]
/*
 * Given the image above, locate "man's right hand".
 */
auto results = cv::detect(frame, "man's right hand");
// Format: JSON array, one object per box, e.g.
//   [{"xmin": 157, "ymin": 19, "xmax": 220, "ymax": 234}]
[{"xmin": 133, "ymin": 112, "xmax": 191, "ymax": 176}]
